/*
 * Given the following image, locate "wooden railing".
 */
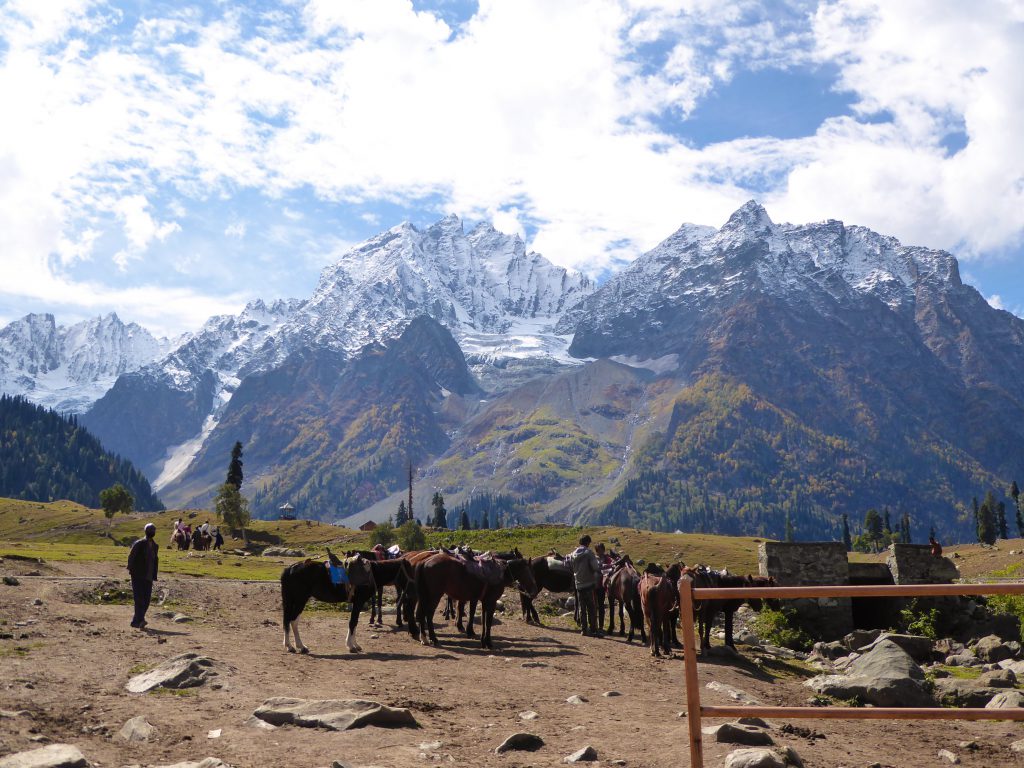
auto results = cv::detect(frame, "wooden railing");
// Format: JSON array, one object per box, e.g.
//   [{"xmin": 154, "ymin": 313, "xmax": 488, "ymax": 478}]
[{"xmin": 677, "ymin": 579, "xmax": 1024, "ymax": 768}]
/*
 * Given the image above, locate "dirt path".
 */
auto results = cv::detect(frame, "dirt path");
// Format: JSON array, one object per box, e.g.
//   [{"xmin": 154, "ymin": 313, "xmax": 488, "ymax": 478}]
[{"xmin": 1, "ymin": 559, "xmax": 1022, "ymax": 767}]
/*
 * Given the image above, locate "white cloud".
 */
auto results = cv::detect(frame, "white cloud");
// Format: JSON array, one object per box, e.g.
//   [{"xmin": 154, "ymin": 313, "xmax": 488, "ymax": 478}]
[{"xmin": 0, "ymin": 0, "xmax": 1022, "ymax": 336}]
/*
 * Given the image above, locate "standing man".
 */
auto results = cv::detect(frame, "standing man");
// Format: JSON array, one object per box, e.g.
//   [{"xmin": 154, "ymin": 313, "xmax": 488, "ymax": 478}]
[
  {"xmin": 594, "ymin": 542, "xmax": 615, "ymax": 633},
  {"xmin": 567, "ymin": 534, "xmax": 602, "ymax": 637},
  {"xmin": 128, "ymin": 523, "xmax": 159, "ymax": 630}
]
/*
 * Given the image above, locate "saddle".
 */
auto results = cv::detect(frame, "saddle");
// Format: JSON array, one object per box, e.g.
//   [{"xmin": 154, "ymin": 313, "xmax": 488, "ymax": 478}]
[
  {"xmin": 458, "ymin": 551, "xmax": 505, "ymax": 586},
  {"xmin": 546, "ymin": 556, "xmax": 571, "ymax": 575}
]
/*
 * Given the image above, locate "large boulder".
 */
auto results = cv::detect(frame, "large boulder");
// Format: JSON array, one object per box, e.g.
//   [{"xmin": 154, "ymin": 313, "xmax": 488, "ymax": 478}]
[
  {"xmin": 806, "ymin": 639, "xmax": 934, "ymax": 707},
  {"xmin": 0, "ymin": 744, "xmax": 89, "ymax": 768},
  {"xmin": 985, "ymin": 690, "xmax": 1024, "ymax": 709},
  {"xmin": 858, "ymin": 633, "xmax": 934, "ymax": 662},
  {"xmin": 973, "ymin": 635, "xmax": 1015, "ymax": 663},
  {"xmin": 932, "ymin": 679, "xmax": 1003, "ymax": 708},
  {"xmin": 495, "ymin": 733, "xmax": 544, "ymax": 754},
  {"xmin": 252, "ymin": 698, "xmax": 418, "ymax": 731},
  {"xmin": 126, "ymin": 654, "xmax": 229, "ymax": 693}
]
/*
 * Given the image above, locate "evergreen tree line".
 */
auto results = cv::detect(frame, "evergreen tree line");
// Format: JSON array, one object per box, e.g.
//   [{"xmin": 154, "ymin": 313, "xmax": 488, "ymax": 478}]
[
  {"xmin": 0, "ymin": 394, "xmax": 162, "ymax": 510},
  {"xmin": 972, "ymin": 483, "xmax": 1024, "ymax": 545},
  {"xmin": 445, "ymin": 492, "xmax": 527, "ymax": 530}
]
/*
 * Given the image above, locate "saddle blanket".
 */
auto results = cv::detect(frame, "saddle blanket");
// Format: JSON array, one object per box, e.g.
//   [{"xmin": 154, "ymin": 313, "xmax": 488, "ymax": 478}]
[{"xmin": 326, "ymin": 561, "xmax": 349, "ymax": 585}]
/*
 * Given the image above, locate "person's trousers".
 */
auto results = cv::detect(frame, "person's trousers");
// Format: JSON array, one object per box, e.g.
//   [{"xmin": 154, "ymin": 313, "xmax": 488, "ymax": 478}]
[
  {"xmin": 577, "ymin": 586, "xmax": 598, "ymax": 635},
  {"xmin": 131, "ymin": 576, "xmax": 153, "ymax": 627}
]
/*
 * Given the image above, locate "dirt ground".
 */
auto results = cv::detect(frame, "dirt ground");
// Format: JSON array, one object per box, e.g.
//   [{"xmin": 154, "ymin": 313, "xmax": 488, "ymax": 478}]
[{"xmin": 2, "ymin": 557, "xmax": 1023, "ymax": 768}]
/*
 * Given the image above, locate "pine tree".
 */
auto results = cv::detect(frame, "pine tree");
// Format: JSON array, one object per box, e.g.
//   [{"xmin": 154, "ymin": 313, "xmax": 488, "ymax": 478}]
[
  {"xmin": 972, "ymin": 496, "xmax": 980, "ymax": 534},
  {"xmin": 431, "ymin": 491, "xmax": 447, "ymax": 529},
  {"xmin": 841, "ymin": 513, "xmax": 852, "ymax": 551},
  {"xmin": 226, "ymin": 441, "xmax": 243, "ymax": 489},
  {"xmin": 864, "ymin": 508, "xmax": 883, "ymax": 551},
  {"xmin": 784, "ymin": 510, "xmax": 794, "ymax": 542},
  {"xmin": 214, "ymin": 483, "xmax": 251, "ymax": 546},
  {"xmin": 460, "ymin": 510, "xmax": 471, "ymax": 530},
  {"xmin": 1012, "ymin": 481, "xmax": 1023, "ymax": 538},
  {"xmin": 396, "ymin": 500, "xmax": 408, "ymax": 526},
  {"xmin": 977, "ymin": 491, "xmax": 998, "ymax": 545},
  {"xmin": 900, "ymin": 511, "xmax": 911, "ymax": 544},
  {"xmin": 883, "ymin": 507, "xmax": 892, "ymax": 537},
  {"xmin": 997, "ymin": 501, "xmax": 1009, "ymax": 540},
  {"xmin": 481, "ymin": 510, "xmax": 490, "ymax": 530}
]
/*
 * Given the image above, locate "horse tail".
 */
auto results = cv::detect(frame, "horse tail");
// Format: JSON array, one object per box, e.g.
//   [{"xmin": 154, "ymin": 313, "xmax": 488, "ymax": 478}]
[{"xmin": 280, "ymin": 565, "xmax": 292, "ymax": 629}]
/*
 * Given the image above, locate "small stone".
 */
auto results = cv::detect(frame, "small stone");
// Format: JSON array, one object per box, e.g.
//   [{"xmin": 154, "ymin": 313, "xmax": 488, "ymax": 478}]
[
  {"xmin": 602, "ymin": 690, "xmax": 622, "ymax": 697},
  {"xmin": 957, "ymin": 741, "xmax": 978, "ymax": 751},
  {"xmin": 242, "ymin": 715, "xmax": 276, "ymax": 731},
  {"xmin": 32, "ymin": 598, "xmax": 43, "ymax": 606},
  {"xmin": 702, "ymin": 723, "xmax": 774, "ymax": 746},
  {"xmin": 419, "ymin": 741, "xmax": 442, "ymax": 751},
  {"xmin": 565, "ymin": 695, "xmax": 588, "ymax": 705},
  {"xmin": 737, "ymin": 717, "xmax": 770, "ymax": 729},
  {"xmin": 519, "ymin": 711, "xmax": 539, "ymax": 721},
  {"xmin": 564, "ymin": 746, "xmax": 598, "ymax": 763},
  {"xmin": 330, "ymin": 762, "xmax": 354, "ymax": 768},
  {"xmin": 986, "ymin": 690, "xmax": 1024, "ymax": 708},
  {"xmin": 207, "ymin": 728, "xmax": 221, "ymax": 738},
  {"xmin": 521, "ymin": 661, "xmax": 548, "ymax": 668},
  {"xmin": 1011, "ymin": 738, "xmax": 1024, "ymax": 753},
  {"xmin": 937, "ymin": 749, "xmax": 960, "ymax": 764},
  {"xmin": 494, "ymin": 732, "xmax": 544, "ymax": 754},
  {"xmin": 3, "ymin": 576, "xmax": 20, "ymax": 586},
  {"xmin": 172, "ymin": 613, "xmax": 193, "ymax": 623},
  {"xmin": 117, "ymin": 715, "xmax": 157, "ymax": 742}
]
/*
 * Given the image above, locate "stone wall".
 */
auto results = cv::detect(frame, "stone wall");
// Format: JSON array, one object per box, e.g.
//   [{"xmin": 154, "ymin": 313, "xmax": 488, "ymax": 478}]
[
  {"xmin": 886, "ymin": 543, "xmax": 960, "ymax": 584},
  {"xmin": 758, "ymin": 542, "xmax": 853, "ymax": 640}
]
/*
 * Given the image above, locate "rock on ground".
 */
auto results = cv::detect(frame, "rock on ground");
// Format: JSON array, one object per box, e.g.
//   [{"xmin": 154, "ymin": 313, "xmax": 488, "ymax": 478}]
[
  {"xmin": 494, "ymin": 733, "xmax": 544, "ymax": 754},
  {"xmin": 937, "ymin": 749, "xmax": 960, "ymax": 764},
  {"xmin": 117, "ymin": 715, "xmax": 156, "ymax": 742},
  {"xmin": 724, "ymin": 746, "xmax": 803, "ymax": 768},
  {"xmin": 985, "ymin": 690, "xmax": 1024, "ymax": 708},
  {"xmin": 806, "ymin": 639, "xmax": 934, "ymax": 707},
  {"xmin": 0, "ymin": 744, "xmax": 89, "ymax": 768},
  {"xmin": 251, "ymin": 698, "xmax": 418, "ymax": 731},
  {"xmin": 152, "ymin": 760, "xmax": 231, "ymax": 768},
  {"xmin": 701, "ymin": 722, "xmax": 774, "ymax": 746},
  {"xmin": 973, "ymin": 635, "xmax": 1015, "ymax": 663},
  {"xmin": 564, "ymin": 746, "xmax": 598, "ymax": 762},
  {"xmin": 565, "ymin": 695, "xmax": 588, "ymax": 704},
  {"xmin": 706, "ymin": 681, "xmax": 760, "ymax": 705},
  {"xmin": 261, "ymin": 547, "xmax": 306, "ymax": 557},
  {"xmin": 858, "ymin": 633, "xmax": 934, "ymax": 663},
  {"xmin": 126, "ymin": 654, "xmax": 228, "ymax": 693}
]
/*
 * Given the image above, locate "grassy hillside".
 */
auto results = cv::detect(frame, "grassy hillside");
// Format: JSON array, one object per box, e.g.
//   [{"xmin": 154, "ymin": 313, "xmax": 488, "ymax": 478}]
[{"xmin": 0, "ymin": 497, "xmax": 763, "ymax": 576}]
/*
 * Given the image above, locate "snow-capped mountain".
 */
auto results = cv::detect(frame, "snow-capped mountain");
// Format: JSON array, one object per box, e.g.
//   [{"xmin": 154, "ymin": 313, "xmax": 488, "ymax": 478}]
[
  {"xmin": 78, "ymin": 214, "xmax": 592, "ymax": 489},
  {"xmin": 283, "ymin": 214, "xmax": 592, "ymax": 362},
  {"xmin": 0, "ymin": 312, "xmax": 171, "ymax": 413},
  {"xmin": 565, "ymin": 200, "xmax": 963, "ymax": 356}
]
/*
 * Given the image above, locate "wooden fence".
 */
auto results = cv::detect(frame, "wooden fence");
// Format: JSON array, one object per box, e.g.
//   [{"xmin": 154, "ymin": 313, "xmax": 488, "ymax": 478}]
[{"xmin": 677, "ymin": 579, "xmax": 1024, "ymax": 767}]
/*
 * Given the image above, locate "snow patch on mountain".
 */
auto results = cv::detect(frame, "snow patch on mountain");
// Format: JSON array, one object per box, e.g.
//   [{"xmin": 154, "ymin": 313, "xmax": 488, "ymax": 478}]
[{"xmin": 0, "ymin": 312, "xmax": 172, "ymax": 413}]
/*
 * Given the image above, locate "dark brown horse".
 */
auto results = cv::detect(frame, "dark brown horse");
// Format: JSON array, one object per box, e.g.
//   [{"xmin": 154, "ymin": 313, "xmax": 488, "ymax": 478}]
[
  {"xmin": 519, "ymin": 555, "xmax": 576, "ymax": 624},
  {"xmin": 605, "ymin": 555, "xmax": 646, "ymax": 643},
  {"xmin": 414, "ymin": 553, "xmax": 536, "ymax": 649},
  {"xmin": 684, "ymin": 570, "xmax": 776, "ymax": 653},
  {"xmin": 639, "ymin": 571, "xmax": 677, "ymax": 658},
  {"xmin": 280, "ymin": 549, "xmax": 395, "ymax": 654}
]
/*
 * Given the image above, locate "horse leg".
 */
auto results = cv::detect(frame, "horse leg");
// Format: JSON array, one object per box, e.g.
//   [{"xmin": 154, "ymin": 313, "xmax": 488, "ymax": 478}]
[
  {"xmin": 619, "ymin": 599, "xmax": 627, "ymax": 637},
  {"xmin": 724, "ymin": 608, "xmax": 735, "ymax": 649},
  {"xmin": 481, "ymin": 601, "xmax": 494, "ymax": 650},
  {"xmin": 649, "ymin": 605, "xmax": 660, "ymax": 657},
  {"xmin": 520, "ymin": 593, "xmax": 531, "ymax": 624},
  {"xmin": 466, "ymin": 599, "xmax": 477, "ymax": 638},
  {"xmin": 346, "ymin": 592, "xmax": 363, "ymax": 653}
]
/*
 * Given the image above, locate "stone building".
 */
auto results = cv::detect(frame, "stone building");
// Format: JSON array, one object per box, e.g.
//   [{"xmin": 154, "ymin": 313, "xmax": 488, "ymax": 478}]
[{"xmin": 758, "ymin": 541, "xmax": 960, "ymax": 639}]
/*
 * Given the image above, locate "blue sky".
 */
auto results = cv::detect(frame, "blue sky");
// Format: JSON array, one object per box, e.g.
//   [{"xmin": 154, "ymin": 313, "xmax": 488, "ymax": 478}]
[{"xmin": 1, "ymin": 0, "xmax": 1022, "ymax": 336}]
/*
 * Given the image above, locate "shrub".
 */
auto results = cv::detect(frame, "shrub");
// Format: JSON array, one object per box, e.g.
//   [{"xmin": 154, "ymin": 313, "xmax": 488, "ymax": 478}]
[
  {"xmin": 369, "ymin": 521, "xmax": 396, "ymax": 548},
  {"xmin": 751, "ymin": 606, "xmax": 813, "ymax": 651},
  {"xmin": 898, "ymin": 599, "xmax": 940, "ymax": 639},
  {"xmin": 397, "ymin": 520, "xmax": 426, "ymax": 551}
]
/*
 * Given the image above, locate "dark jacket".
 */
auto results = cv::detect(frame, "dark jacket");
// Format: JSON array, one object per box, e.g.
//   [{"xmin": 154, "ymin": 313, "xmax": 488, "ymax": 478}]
[{"xmin": 128, "ymin": 537, "xmax": 159, "ymax": 581}]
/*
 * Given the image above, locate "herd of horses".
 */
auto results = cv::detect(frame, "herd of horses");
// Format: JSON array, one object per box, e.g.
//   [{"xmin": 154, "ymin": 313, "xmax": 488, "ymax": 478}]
[{"xmin": 279, "ymin": 545, "xmax": 776, "ymax": 658}]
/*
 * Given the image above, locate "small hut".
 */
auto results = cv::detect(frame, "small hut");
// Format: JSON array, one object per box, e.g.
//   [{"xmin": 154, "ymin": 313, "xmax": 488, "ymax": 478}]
[
  {"xmin": 359, "ymin": 520, "xmax": 378, "ymax": 532},
  {"xmin": 278, "ymin": 502, "xmax": 296, "ymax": 521}
]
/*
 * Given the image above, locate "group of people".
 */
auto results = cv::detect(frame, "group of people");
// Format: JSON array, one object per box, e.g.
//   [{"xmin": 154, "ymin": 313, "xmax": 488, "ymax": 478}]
[{"xmin": 172, "ymin": 518, "xmax": 224, "ymax": 551}]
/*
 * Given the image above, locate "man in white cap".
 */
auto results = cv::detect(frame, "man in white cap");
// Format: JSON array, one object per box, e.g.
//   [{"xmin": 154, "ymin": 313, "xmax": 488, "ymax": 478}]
[{"xmin": 127, "ymin": 523, "xmax": 159, "ymax": 629}]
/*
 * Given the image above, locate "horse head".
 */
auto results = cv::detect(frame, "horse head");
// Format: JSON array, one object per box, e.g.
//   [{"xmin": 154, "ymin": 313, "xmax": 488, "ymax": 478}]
[{"xmin": 507, "ymin": 557, "xmax": 539, "ymax": 598}]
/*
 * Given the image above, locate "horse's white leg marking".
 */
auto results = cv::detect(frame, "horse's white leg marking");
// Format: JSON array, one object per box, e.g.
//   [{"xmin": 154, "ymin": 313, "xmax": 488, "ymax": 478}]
[
  {"xmin": 284, "ymin": 622, "xmax": 293, "ymax": 651},
  {"xmin": 292, "ymin": 618, "xmax": 307, "ymax": 652},
  {"xmin": 345, "ymin": 624, "xmax": 361, "ymax": 653}
]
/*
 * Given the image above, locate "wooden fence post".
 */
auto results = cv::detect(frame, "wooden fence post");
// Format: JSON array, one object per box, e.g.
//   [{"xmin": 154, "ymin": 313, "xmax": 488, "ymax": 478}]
[{"xmin": 678, "ymin": 575, "xmax": 704, "ymax": 768}]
